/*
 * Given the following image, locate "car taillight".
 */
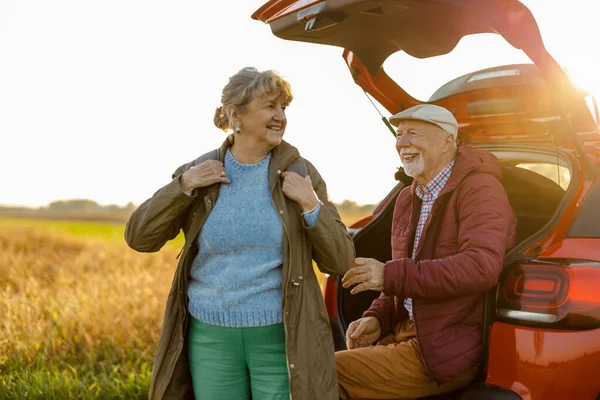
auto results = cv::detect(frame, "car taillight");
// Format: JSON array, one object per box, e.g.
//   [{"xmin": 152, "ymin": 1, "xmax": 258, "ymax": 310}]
[{"xmin": 497, "ymin": 260, "xmax": 600, "ymax": 329}]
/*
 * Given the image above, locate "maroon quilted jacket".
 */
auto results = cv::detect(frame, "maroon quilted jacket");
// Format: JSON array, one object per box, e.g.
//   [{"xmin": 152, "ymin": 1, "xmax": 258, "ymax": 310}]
[{"xmin": 363, "ymin": 145, "xmax": 517, "ymax": 384}]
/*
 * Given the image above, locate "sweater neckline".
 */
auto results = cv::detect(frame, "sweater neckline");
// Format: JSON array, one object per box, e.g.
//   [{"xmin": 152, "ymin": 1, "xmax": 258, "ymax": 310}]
[{"xmin": 225, "ymin": 148, "xmax": 271, "ymax": 172}]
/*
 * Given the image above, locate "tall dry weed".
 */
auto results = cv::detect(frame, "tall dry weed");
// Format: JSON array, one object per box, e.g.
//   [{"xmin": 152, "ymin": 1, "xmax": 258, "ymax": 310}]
[{"xmin": 0, "ymin": 224, "xmax": 177, "ymax": 372}]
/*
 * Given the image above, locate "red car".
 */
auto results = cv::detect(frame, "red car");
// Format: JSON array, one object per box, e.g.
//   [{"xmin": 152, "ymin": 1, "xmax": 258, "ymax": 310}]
[{"xmin": 253, "ymin": 1, "xmax": 600, "ymax": 399}]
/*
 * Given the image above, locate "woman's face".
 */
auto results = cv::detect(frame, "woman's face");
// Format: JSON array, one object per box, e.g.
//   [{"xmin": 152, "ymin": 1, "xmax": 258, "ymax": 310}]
[{"xmin": 237, "ymin": 91, "xmax": 287, "ymax": 148}]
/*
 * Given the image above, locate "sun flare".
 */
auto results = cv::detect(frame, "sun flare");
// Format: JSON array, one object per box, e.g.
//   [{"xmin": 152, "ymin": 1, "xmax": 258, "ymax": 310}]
[{"xmin": 567, "ymin": 64, "xmax": 600, "ymax": 99}]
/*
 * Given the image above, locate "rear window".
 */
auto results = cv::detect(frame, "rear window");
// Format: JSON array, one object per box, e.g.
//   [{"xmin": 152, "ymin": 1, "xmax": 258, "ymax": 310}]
[
  {"xmin": 568, "ymin": 179, "xmax": 600, "ymax": 238},
  {"xmin": 384, "ymin": 34, "xmax": 530, "ymax": 102},
  {"xmin": 516, "ymin": 163, "xmax": 570, "ymax": 190}
]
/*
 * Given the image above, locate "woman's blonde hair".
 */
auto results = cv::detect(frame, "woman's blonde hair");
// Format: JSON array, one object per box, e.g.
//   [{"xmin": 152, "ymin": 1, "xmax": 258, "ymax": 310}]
[{"xmin": 213, "ymin": 67, "xmax": 293, "ymax": 132}]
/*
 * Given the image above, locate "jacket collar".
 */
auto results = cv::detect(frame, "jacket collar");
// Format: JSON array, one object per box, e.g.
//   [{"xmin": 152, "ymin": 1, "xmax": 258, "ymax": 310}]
[
  {"xmin": 409, "ymin": 145, "xmax": 500, "ymax": 198},
  {"xmin": 415, "ymin": 160, "xmax": 455, "ymax": 200},
  {"xmin": 217, "ymin": 135, "xmax": 301, "ymax": 188}
]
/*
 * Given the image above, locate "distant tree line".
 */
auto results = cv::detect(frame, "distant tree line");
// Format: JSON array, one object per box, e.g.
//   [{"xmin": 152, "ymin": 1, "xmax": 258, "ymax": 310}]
[
  {"xmin": 0, "ymin": 199, "xmax": 375, "ymax": 224},
  {"xmin": 335, "ymin": 200, "xmax": 376, "ymax": 215},
  {"xmin": 3, "ymin": 199, "xmax": 374, "ymax": 215},
  {"xmin": 0, "ymin": 199, "xmax": 138, "ymax": 223},
  {"xmin": 46, "ymin": 199, "xmax": 137, "ymax": 213}
]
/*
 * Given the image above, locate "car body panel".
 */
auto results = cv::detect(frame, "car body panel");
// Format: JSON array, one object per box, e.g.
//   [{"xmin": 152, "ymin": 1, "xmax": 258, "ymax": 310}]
[
  {"xmin": 541, "ymin": 238, "xmax": 600, "ymax": 261},
  {"xmin": 487, "ymin": 322, "xmax": 600, "ymax": 400},
  {"xmin": 252, "ymin": 0, "xmax": 324, "ymax": 23}
]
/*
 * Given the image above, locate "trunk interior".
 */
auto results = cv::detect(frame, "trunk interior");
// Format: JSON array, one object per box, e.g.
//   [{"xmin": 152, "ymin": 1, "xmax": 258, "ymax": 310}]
[{"xmin": 336, "ymin": 146, "xmax": 574, "ymax": 340}]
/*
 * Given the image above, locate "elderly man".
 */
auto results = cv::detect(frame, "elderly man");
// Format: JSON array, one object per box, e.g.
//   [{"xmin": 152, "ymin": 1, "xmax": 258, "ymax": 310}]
[{"xmin": 335, "ymin": 104, "xmax": 517, "ymax": 399}]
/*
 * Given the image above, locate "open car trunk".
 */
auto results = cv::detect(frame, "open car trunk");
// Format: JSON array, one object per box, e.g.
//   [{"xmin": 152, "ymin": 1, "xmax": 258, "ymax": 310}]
[
  {"xmin": 254, "ymin": 0, "xmax": 551, "ymax": 75},
  {"xmin": 335, "ymin": 145, "xmax": 578, "ymax": 347},
  {"xmin": 253, "ymin": 0, "xmax": 598, "ymax": 170}
]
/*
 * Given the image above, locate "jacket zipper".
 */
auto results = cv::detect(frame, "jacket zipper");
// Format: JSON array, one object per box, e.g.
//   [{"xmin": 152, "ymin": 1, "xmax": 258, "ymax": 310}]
[
  {"xmin": 410, "ymin": 194, "xmax": 449, "ymax": 386},
  {"xmin": 408, "ymin": 193, "xmax": 440, "ymax": 385},
  {"xmin": 271, "ymin": 181, "xmax": 294, "ymax": 400}
]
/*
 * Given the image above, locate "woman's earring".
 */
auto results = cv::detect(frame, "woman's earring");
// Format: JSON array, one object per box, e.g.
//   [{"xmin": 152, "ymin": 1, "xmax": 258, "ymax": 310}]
[{"xmin": 235, "ymin": 125, "xmax": 241, "ymax": 134}]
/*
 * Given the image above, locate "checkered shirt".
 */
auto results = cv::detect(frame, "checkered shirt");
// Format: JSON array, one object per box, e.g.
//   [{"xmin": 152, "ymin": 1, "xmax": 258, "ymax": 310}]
[{"xmin": 404, "ymin": 160, "xmax": 455, "ymax": 320}]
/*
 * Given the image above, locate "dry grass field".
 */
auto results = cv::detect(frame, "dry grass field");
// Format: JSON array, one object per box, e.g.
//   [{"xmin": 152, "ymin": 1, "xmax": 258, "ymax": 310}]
[
  {"xmin": 0, "ymin": 220, "xmax": 178, "ymax": 399},
  {"xmin": 0, "ymin": 208, "xmax": 371, "ymax": 399}
]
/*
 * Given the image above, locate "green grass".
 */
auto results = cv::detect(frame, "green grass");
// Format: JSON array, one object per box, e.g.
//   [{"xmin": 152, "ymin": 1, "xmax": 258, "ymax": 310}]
[
  {"xmin": 0, "ymin": 217, "xmax": 184, "ymax": 247},
  {"xmin": 0, "ymin": 355, "xmax": 152, "ymax": 400},
  {"xmin": 0, "ymin": 217, "xmax": 126, "ymax": 241}
]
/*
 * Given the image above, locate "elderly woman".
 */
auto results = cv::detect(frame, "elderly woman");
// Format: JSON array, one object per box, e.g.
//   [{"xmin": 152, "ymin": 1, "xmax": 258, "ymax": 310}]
[{"xmin": 125, "ymin": 67, "xmax": 354, "ymax": 400}]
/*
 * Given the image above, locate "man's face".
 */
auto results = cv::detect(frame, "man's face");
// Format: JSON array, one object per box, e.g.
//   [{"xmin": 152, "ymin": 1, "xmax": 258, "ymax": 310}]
[{"xmin": 395, "ymin": 120, "xmax": 453, "ymax": 183}]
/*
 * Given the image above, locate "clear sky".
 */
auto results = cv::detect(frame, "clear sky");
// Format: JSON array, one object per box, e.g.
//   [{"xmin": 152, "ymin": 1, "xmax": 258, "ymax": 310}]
[{"xmin": 1, "ymin": 0, "xmax": 598, "ymax": 207}]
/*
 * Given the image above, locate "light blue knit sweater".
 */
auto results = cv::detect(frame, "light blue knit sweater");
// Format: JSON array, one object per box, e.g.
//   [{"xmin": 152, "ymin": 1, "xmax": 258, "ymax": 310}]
[{"xmin": 188, "ymin": 149, "xmax": 320, "ymax": 327}]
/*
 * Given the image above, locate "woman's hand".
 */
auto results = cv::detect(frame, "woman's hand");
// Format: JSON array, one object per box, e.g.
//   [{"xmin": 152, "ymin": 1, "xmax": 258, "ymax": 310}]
[
  {"xmin": 281, "ymin": 172, "xmax": 319, "ymax": 212},
  {"xmin": 180, "ymin": 160, "xmax": 230, "ymax": 193}
]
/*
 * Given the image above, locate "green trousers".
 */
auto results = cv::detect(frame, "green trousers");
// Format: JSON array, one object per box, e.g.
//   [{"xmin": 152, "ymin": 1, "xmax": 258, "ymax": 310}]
[{"xmin": 188, "ymin": 318, "xmax": 290, "ymax": 400}]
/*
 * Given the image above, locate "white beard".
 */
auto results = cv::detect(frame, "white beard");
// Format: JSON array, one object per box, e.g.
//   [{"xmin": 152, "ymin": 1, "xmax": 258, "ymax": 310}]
[{"xmin": 401, "ymin": 157, "xmax": 424, "ymax": 177}]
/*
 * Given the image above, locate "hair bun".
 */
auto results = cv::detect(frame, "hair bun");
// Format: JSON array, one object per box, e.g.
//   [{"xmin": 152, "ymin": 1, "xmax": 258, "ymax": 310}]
[{"xmin": 213, "ymin": 106, "xmax": 229, "ymax": 132}]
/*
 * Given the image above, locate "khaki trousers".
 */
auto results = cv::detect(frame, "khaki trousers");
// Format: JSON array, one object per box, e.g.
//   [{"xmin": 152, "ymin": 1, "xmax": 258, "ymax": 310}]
[{"xmin": 335, "ymin": 319, "xmax": 477, "ymax": 400}]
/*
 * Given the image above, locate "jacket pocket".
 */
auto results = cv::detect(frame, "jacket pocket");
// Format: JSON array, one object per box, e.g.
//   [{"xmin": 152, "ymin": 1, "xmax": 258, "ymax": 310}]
[{"xmin": 307, "ymin": 282, "xmax": 332, "ymax": 341}]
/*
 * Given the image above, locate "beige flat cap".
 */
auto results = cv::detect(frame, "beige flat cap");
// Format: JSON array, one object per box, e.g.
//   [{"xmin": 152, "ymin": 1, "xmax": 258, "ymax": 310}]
[{"xmin": 389, "ymin": 104, "xmax": 458, "ymax": 137}]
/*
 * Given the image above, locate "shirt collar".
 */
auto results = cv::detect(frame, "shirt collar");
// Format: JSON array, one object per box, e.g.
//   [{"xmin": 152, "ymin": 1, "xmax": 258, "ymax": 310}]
[{"xmin": 415, "ymin": 160, "xmax": 455, "ymax": 200}]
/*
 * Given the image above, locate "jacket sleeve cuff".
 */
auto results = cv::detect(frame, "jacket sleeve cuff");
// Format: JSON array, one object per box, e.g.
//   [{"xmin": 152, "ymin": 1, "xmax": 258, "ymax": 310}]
[
  {"xmin": 383, "ymin": 259, "xmax": 404, "ymax": 297},
  {"xmin": 301, "ymin": 202, "xmax": 322, "ymax": 227},
  {"xmin": 163, "ymin": 177, "xmax": 196, "ymax": 207},
  {"xmin": 177, "ymin": 174, "xmax": 200, "ymax": 198}
]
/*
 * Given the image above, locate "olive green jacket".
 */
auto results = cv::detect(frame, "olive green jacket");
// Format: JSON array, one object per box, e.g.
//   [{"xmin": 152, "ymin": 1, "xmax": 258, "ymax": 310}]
[{"xmin": 125, "ymin": 136, "xmax": 355, "ymax": 399}]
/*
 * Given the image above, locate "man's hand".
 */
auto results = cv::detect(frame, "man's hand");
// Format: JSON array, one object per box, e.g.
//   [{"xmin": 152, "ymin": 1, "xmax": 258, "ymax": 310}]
[
  {"xmin": 281, "ymin": 172, "xmax": 319, "ymax": 212},
  {"xmin": 346, "ymin": 316, "xmax": 381, "ymax": 349},
  {"xmin": 180, "ymin": 160, "xmax": 230, "ymax": 193},
  {"xmin": 342, "ymin": 257, "xmax": 385, "ymax": 295}
]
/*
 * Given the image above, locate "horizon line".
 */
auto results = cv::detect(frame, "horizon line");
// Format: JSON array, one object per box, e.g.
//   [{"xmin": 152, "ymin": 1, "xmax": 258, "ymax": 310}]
[{"xmin": 0, "ymin": 197, "xmax": 378, "ymax": 209}]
